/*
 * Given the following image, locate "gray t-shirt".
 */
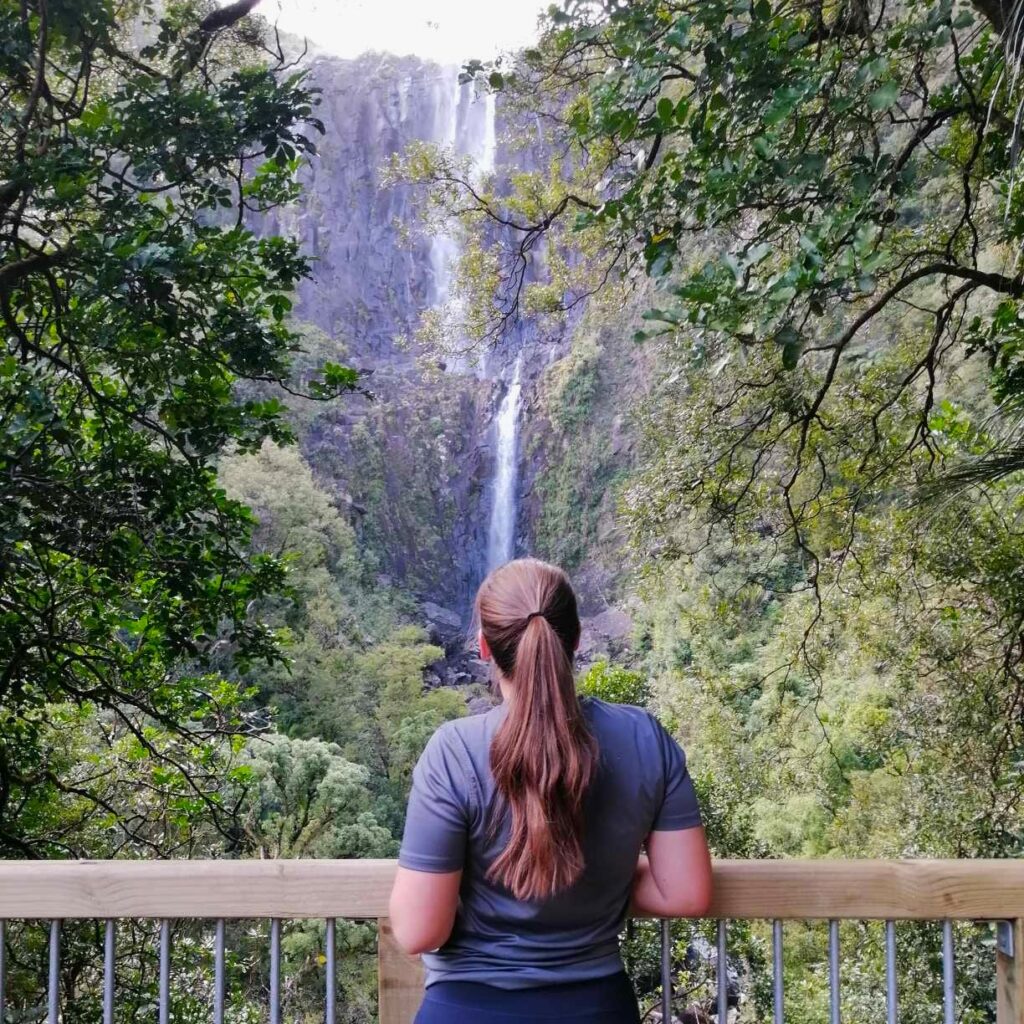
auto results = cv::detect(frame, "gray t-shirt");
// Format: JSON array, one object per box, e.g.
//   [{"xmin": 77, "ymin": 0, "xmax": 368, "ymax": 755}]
[{"xmin": 398, "ymin": 696, "xmax": 702, "ymax": 989}]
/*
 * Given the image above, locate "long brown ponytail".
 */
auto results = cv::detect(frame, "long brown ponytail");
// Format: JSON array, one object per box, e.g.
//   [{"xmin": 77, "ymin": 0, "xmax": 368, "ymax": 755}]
[{"xmin": 476, "ymin": 557, "xmax": 598, "ymax": 902}]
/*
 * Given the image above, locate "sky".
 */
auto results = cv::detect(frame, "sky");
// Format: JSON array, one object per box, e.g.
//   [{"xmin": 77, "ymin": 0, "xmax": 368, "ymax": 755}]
[{"xmin": 244, "ymin": 0, "xmax": 546, "ymax": 63}]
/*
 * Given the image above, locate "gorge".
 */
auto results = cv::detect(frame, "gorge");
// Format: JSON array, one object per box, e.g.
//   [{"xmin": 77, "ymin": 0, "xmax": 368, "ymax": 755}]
[{"xmin": 264, "ymin": 50, "xmax": 634, "ymax": 660}]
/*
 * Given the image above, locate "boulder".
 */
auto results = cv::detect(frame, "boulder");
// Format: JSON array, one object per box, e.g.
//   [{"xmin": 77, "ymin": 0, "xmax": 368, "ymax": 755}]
[{"xmin": 421, "ymin": 601, "xmax": 467, "ymax": 655}]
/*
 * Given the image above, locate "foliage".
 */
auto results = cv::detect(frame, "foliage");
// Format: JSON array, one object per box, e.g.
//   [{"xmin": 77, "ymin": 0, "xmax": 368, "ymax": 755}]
[
  {"xmin": 385, "ymin": 101, "xmax": 625, "ymax": 352},
  {"xmin": 219, "ymin": 440, "xmax": 399, "ymax": 645},
  {"xmin": 219, "ymin": 441, "xmax": 466, "ymax": 827},
  {"xmin": 0, "ymin": 699, "xmax": 246, "ymax": 857},
  {"xmin": 0, "ymin": 0, "xmax": 365, "ymax": 854},
  {"xmin": 528, "ymin": 318, "xmax": 647, "ymax": 573},
  {"xmin": 578, "ymin": 659, "xmax": 650, "ymax": 706},
  {"xmin": 232, "ymin": 732, "xmax": 395, "ymax": 858}
]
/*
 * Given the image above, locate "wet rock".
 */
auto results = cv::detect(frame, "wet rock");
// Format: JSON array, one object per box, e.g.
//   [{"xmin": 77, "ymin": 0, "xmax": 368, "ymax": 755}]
[
  {"xmin": 421, "ymin": 601, "xmax": 466, "ymax": 655},
  {"xmin": 466, "ymin": 692, "xmax": 498, "ymax": 716},
  {"xmin": 577, "ymin": 606, "xmax": 634, "ymax": 666}
]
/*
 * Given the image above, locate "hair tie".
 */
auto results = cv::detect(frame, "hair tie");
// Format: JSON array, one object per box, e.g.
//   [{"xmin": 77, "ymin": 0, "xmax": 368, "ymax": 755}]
[{"xmin": 524, "ymin": 610, "xmax": 545, "ymax": 624}]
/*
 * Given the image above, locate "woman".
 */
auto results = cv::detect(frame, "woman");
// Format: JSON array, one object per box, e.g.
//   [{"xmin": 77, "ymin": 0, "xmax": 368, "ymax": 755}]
[{"xmin": 389, "ymin": 558, "xmax": 713, "ymax": 1024}]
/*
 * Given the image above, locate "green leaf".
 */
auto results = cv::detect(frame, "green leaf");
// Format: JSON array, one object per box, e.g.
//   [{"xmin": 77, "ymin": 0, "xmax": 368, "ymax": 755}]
[
  {"xmin": 642, "ymin": 307, "xmax": 682, "ymax": 325},
  {"xmin": 764, "ymin": 86, "xmax": 801, "ymax": 126},
  {"xmin": 775, "ymin": 326, "xmax": 804, "ymax": 369},
  {"xmin": 649, "ymin": 251, "xmax": 673, "ymax": 277},
  {"xmin": 869, "ymin": 81, "xmax": 899, "ymax": 110}
]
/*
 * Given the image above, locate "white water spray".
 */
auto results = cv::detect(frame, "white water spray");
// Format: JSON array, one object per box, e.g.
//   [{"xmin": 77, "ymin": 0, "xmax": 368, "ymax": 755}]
[
  {"xmin": 429, "ymin": 73, "xmax": 463, "ymax": 306},
  {"xmin": 487, "ymin": 356, "xmax": 523, "ymax": 571},
  {"xmin": 478, "ymin": 90, "xmax": 497, "ymax": 178}
]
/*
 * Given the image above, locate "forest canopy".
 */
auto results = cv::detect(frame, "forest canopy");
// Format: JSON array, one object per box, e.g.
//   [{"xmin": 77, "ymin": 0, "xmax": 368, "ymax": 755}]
[
  {"xmin": 5, "ymin": 0, "xmax": 1024, "ymax": 1020},
  {"xmin": 0, "ymin": 0, "xmax": 370, "ymax": 853}
]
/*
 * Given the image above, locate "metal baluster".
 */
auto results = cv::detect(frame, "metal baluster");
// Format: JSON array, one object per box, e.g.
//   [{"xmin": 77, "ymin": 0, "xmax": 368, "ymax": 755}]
[
  {"xmin": 772, "ymin": 919, "xmax": 784, "ymax": 1024},
  {"xmin": 660, "ymin": 918, "xmax": 672, "ymax": 1023},
  {"xmin": 829, "ymin": 920, "xmax": 840, "ymax": 1024},
  {"xmin": 0, "ymin": 920, "xmax": 6, "ymax": 1024},
  {"xmin": 270, "ymin": 919, "xmax": 281, "ymax": 1024},
  {"xmin": 325, "ymin": 919, "xmax": 336, "ymax": 1024},
  {"xmin": 103, "ymin": 921, "xmax": 115, "ymax": 1024},
  {"xmin": 214, "ymin": 920, "xmax": 226, "ymax": 1024},
  {"xmin": 159, "ymin": 920, "xmax": 170, "ymax": 1024},
  {"xmin": 48, "ymin": 920, "xmax": 59, "ymax": 1024},
  {"xmin": 942, "ymin": 920, "xmax": 955, "ymax": 1024},
  {"xmin": 717, "ymin": 919, "xmax": 728, "ymax": 1023},
  {"xmin": 885, "ymin": 920, "xmax": 897, "ymax": 1024}
]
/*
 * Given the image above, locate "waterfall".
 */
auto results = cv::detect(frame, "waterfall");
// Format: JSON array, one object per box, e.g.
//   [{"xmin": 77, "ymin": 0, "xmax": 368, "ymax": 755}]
[
  {"xmin": 429, "ymin": 73, "xmax": 463, "ymax": 306},
  {"xmin": 487, "ymin": 356, "xmax": 523, "ymax": 571},
  {"xmin": 478, "ymin": 91, "xmax": 497, "ymax": 178},
  {"xmin": 418, "ymin": 72, "xmax": 520, "ymax": 576},
  {"xmin": 430, "ymin": 75, "xmax": 496, "ymax": 306}
]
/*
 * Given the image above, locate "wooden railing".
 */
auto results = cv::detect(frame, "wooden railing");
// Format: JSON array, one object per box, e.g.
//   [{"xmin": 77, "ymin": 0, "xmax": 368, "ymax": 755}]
[{"xmin": 1, "ymin": 859, "xmax": 1023, "ymax": 1024}]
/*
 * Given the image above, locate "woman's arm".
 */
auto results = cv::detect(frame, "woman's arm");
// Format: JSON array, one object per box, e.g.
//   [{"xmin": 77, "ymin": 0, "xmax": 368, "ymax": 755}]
[
  {"xmin": 388, "ymin": 866, "xmax": 463, "ymax": 955},
  {"xmin": 390, "ymin": 724, "xmax": 468, "ymax": 955},
  {"xmin": 630, "ymin": 826, "xmax": 713, "ymax": 918}
]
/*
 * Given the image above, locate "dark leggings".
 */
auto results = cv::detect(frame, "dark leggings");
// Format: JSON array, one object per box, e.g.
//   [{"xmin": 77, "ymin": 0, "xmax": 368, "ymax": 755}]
[{"xmin": 413, "ymin": 971, "xmax": 641, "ymax": 1024}]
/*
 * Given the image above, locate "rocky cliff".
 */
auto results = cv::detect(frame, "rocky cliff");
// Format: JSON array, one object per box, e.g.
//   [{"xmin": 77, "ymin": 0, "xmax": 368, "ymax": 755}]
[{"xmin": 261, "ymin": 50, "xmax": 643, "ymax": 661}]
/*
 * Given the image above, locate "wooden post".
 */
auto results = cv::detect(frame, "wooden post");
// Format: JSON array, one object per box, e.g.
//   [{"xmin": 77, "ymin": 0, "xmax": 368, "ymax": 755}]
[
  {"xmin": 378, "ymin": 918, "xmax": 424, "ymax": 1024},
  {"xmin": 998, "ymin": 919, "xmax": 1024, "ymax": 1024}
]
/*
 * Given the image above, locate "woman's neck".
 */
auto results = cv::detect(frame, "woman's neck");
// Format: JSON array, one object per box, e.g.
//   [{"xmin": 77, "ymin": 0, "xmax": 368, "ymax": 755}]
[{"xmin": 496, "ymin": 672, "xmax": 515, "ymax": 706}]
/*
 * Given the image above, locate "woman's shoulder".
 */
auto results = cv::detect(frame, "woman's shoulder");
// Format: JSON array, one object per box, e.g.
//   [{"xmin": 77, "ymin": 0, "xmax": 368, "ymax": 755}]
[
  {"xmin": 428, "ymin": 703, "xmax": 507, "ymax": 759},
  {"xmin": 582, "ymin": 696, "xmax": 662, "ymax": 736}
]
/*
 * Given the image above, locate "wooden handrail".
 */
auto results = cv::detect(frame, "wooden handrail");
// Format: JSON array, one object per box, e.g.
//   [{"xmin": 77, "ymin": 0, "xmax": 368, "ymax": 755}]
[
  {"xmin": 2, "ymin": 859, "xmax": 1023, "ymax": 1024},
  {"xmin": 1, "ymin": 858, "xmax": 1023, "ymax": 920}
]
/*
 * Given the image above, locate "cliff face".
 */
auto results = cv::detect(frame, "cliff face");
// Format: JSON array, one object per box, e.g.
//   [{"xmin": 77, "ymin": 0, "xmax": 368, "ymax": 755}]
[
  {"xmin": 267, "ymin": 54, "xmax": 456, "ymax": 361},
  {"xmin": 259, "ymin": 53, "xmax": 532, "ymax": 614},
  {"xmin": 264, "ymin": 51, "xmax": 639, "ymax": 635}
]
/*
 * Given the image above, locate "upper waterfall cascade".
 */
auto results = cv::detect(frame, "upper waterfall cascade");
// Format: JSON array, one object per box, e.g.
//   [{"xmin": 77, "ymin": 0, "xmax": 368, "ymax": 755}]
[
  {"xmin": 415, "ymin": 71, "xmax": 522, "ymax": 575},
  {"xmin": 263, "ymin": 54, "xmax": 541, "ymax": 607},
  {"xmin": 429, "ymin": 73, "xmax": 497, "ymax": 312},
  {"xmin": 428, "ymin": 72, "xmax": 463, "ymax": 307}
]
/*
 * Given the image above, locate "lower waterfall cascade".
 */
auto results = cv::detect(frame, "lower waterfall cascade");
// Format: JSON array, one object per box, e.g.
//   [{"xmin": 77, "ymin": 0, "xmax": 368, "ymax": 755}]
[{"xmin": 486, "ymin": 355, "xmax": 523, "ymax": 573}]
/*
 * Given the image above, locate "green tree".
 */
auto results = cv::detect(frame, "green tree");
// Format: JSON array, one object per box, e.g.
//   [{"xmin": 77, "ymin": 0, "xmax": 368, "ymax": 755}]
[
  {"xmin": 0, "ymin": 0, "xmax": 361, "ymax": 854},
  {"xmin": 578, "ymin": 659, "xmax": 650, "ymax": 706},
  {"xmin": 219, "ymin": 442, "xmax": 466, "ymax": 781},
  {"xmin": 348, "ymin": 626, "xmax": 465, "ymax": 787},
  {"xmin": 232, "ymin": 733, "xmax": 395, "ymax": 858},
  {"xmin": 397, "ymin": 3, "xmax": 1024, "ymax": 1017},
  {"xmin": 418, "ymin": 0, "xmax": 1024, "ymax": 859}
]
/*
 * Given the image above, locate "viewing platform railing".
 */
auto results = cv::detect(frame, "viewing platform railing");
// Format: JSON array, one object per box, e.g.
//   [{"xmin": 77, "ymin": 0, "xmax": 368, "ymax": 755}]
[{"xmin": 1, "ymin": 859, "xmax": 1023, "ymax": 1024}]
